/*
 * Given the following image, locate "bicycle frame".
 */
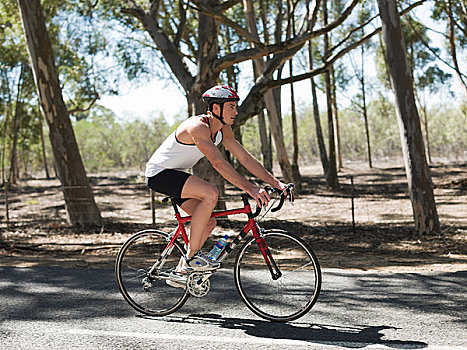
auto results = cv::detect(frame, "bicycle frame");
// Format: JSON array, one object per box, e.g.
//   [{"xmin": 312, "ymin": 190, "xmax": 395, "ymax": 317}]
[{"xmin": 164, "ymin": 194, "xmax": 282, "ymax": 279}]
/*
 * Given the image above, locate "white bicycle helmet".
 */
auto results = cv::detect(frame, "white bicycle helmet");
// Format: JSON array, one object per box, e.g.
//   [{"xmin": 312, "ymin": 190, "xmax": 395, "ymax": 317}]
[{"xmin": 202, "ymin": 85, "xmax": 240, "ymax": 124}]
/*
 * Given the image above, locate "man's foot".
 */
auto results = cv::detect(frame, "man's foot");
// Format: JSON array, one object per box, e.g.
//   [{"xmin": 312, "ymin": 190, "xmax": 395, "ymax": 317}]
[{"xmin": 186, "ymin": 251, "xmax": 220, "ymax": 271}]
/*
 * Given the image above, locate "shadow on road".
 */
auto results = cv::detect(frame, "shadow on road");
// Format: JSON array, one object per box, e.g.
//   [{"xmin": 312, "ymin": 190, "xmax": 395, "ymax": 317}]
[
  {"xmin": 143, "ymin": 313, "xmax": 427, "ymax": 349},
  {"xmin": 1, "ymin": 266, "xmax": 464, "ymax": 349}
]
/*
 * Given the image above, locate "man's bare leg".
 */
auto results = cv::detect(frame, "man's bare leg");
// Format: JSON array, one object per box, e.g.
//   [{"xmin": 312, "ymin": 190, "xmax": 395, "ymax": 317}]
[
  {"xmin": 179, "ymin": 175, "xmax": 218, "ymax": 258},
  {"xmin": 174, "ymin": 198, "xmax": 217, "ymax": 272}
]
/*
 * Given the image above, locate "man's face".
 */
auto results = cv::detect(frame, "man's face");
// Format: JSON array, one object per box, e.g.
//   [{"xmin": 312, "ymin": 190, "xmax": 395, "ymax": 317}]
[{"xmin": 216, "ymin": 101, "xmax": 238, "ymax": 125}]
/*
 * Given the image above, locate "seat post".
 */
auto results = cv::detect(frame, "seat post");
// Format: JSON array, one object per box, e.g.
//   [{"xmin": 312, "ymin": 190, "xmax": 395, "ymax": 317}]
[
  {"xmin": 170, "ymin": 199, "xmax": 180, "ymax": 215},
  {"xmin": 162, "ymin": 196, "xmax": 180, "ymax": 215}
]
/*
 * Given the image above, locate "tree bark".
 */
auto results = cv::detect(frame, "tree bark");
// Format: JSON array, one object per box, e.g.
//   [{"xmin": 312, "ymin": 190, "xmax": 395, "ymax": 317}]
[
  {"xmin": 377, "ymin": 0, "xmax": 440, "ymax": 234},
  {"xmin": 17, "ymin": 0, "xmax": 102, "ymax": 226},
  {"xmin": 308, "ymin": 40, "xmax": 329, "ymax": 177},
  {"xmin": 8, "ymin": 64, "xmax": 24, "ymax": 184},
  {"xmin": 289, "ymin": 58, "xmax": 301, "ymax": 189},
  {"xmin": 360, "ymin": 37, "xmax": 372, "ymax": 168},
  {"xmin": 191, "ymin": 0, "xmax": 226, "ymax": 210},
  {"xmin": 322, "ymin": 0, "xmax": 339, "ymax": 189},
  {"xmin": 243, "ymin": 0, "xmax": 294, "ymax": 183},
  {"xmin": 257, "ymin": 109, "xmax": 273, "ymax": 172},
  {"xmin": 38, "ymin": 112, "xmax": 51, "ymax": 179},
  {"xmin": 331, "ymin": 66, "xmax": 342, "ymax": 171}
]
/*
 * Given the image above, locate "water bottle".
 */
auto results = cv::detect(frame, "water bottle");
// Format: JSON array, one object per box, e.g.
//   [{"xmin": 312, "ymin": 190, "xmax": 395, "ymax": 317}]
[{"xmin": 208, "ymin": 235, "xmax": 229, "ymax": 261}]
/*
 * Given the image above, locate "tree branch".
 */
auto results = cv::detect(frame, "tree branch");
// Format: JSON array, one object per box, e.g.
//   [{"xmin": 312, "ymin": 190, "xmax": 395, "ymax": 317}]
[
  {"xmin": 68, "ymin": 94, "xmax": 100, "ymax": 114},
  {"xmin": 217, "ymin": 0, "xmax": 241, "ymax": 13},
  {"xmin": 407, "ymin": 11, "xmax": 467, "ymax": 81},
  {"xmin": 174, "ymin": 0, "xmax": 187, "ymax": 47},
  {"xmin": 236, "ymin": 26, "xmax": 381, "ymax": 126},
  {"xmin": 122, "ymin": 0, "xmax": 194, "ymax": 92},
  {"xmin": 446, "ymin": 1, "xmax": 467, "ymax": 97},
  {"xmin": 214, "ymin": 0, "xmax": 359, "ymax": 72},
  {"xmin": 273, "ymin": 28, "xmax": 381, "ymax": 87},
  {"xmin": 188, "ymin": 0, "xmax": 267, "ymax": 51},
  {"xmin": 330, "ymin": 0, "xmax": 425, "ymax": 57}
]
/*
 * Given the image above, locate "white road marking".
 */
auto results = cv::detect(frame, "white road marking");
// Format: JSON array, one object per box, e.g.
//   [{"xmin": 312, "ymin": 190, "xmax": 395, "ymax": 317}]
[{"xmin": 65, "ymin": 328, "xmax": 464, "ymax": 349}]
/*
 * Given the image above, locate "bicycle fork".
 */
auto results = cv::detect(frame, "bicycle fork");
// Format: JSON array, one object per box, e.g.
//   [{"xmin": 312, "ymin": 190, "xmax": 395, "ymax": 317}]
[{"xmin": 253, "ymin": 227, "xmax": 282, "ymax": 280}]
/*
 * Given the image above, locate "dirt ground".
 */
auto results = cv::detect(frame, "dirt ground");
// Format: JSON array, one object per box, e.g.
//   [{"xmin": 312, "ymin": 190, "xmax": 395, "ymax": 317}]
[{"xmin": 1, "ymin": 159, "xmax": 466, "ymax": 272}]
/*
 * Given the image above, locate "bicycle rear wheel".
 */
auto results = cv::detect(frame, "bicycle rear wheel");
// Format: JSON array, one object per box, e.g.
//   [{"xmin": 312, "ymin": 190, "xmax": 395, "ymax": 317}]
[
  {"xmin": 115, "ymin": 229, "xmax": 189, "ymax": 316},
  {"xmin": 234, "ymin": 229, "xmax": 321, "ymax": 322}
]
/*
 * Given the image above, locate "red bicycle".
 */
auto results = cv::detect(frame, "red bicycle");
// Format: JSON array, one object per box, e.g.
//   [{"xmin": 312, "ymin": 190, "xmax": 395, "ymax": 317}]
[{"xmin": 115, "ymin": 184, "xmax": 321, "ymax": 322}]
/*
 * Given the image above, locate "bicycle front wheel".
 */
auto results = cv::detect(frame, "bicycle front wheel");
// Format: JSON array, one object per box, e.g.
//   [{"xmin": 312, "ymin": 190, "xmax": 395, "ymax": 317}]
[
  {"xmin": 115, "ymin": 229, "xmax": 189, "ymax": 316},
  {"xmin": 234, "ymin": 230, "xmax": 321, "ymax": 322}
]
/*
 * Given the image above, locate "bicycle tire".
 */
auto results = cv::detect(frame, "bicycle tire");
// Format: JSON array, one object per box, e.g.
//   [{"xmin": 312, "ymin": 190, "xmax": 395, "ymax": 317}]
[
  {"xmin": 115, "ymin": 229, "xmax": 189, "ymax": 316},
  {"xmin": 234, "ymin": 229, "xmax": 321, "ymax": 322}
]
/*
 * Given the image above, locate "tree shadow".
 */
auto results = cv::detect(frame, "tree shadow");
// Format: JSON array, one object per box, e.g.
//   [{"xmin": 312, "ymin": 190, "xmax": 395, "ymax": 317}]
[{"xmin": 0, "ymin": 266, "xmax": 132, "ymax": 322}]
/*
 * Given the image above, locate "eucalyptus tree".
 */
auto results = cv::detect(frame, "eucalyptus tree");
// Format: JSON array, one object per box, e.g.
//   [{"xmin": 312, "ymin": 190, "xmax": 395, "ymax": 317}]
[
  {"xmin": 377, "ymin": 0, "xmax": 440, "ymax": 234},
  {"xmin": 0, "ymin": 0, "xmax": 31, "ymax": 183},
  {"xmin": 431, "ymin": 0, "xmax": 467, "ymax": 98},
  {"xmin": 3, "ymin": 0, "xmax": 123, "ymax": 225},
  {"xmin": 321, "ymin": 0, "xmax": 339, "ymax": 188},
  {"xmin": 347, "ymin": 3, "xmax": 377, "ymax": 168},
  {"xmin": 402, "ymin": 14, "xmax": 452, "ymax": 164},
  {"xmin": 111, "ymin": 0, "xmax": 367, "ymax": 186},
  {"xmin": 17, "ymin": 0, "xmax": 102, "ymax": 226}
]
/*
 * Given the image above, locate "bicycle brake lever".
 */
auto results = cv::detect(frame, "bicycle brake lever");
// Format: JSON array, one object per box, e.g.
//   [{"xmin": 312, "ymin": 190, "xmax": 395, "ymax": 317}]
[{"xmin": 271, "ymin": 183, "xmax": 295, "ymax": 212}]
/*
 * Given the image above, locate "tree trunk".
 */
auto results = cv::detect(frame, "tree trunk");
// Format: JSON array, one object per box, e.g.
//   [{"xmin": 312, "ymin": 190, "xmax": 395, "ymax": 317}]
[
  {"xmin": 360, "ymin": 40, "xmax": 372, "ymax": 168},
  {"xmin": 38, "ymin": 112, "xmax": 51, "ymax": 179},
  {"xmin": 331, "ymin": 66, "xmax": 342, "ymax": 171},
  {"xmin": 258, "ymin": 109, "xmax": 273, "ymax": 172},
  {"xmin": 421, "ymin": 103, "xmax": 432, "ymax": 164},
  {"xmin": 446, "ymin": 1, "xmax": 467, "ymax": 99},
  {"xmin": 243, "ymin": 0, "xmax": 294, "ymax": 183},
  {"xmin": 289, "ymin": 58, "xmax": 301, "ymax": 189},
  {"xmin": 322, "ymin": 0, "xmax": 339, "ymax": 189},
  {"xmin": 377, "ymin": 0, "xmax": 440, "ymax": 234},
  {"xmin": 17, "ymin": 0, "xmax": 102, "ymax": 226},
  {"xmin": 192, "ymin": 0, "xmax": 226, "ymax": 210},
  {"xmin": 1, "ymin": 81, "xmax": 11, "ymax": 184},
  {"xmin": 362, "ymin": 100, "xmax": 372, "ymax": 168},
  {"xmin": 308, "ymin": 40, "xmax": 329, "ymax": 177},
  {"xmin": 8, "ymin": 64, "xmax": 24, "ymax": 184},
  {"xmin": 415, "ymin": 90, "xmax": 432, "ymax": 164}
]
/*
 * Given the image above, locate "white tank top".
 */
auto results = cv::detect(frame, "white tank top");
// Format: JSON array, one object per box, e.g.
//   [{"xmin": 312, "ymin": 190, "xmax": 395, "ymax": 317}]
[{"xmin": 145, "ymin": 124, "xmax": 223, "ymax": 178}]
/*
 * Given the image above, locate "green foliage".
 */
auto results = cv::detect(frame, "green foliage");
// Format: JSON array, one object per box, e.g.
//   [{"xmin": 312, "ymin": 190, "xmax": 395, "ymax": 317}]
[
  {"xmin": 428, "ymin": 103, "xmax": 467, "ymax": 159},
  {"xmin": 242, "ymin": 94, "xmax": 465, "ymax": 165},
  {"xmin": 240, "ymin": 116, "xmax": 262, "ymax": 160},
  {"xmin": 73, "ymin": 106, "xmax": 171, "ymax": 172}
]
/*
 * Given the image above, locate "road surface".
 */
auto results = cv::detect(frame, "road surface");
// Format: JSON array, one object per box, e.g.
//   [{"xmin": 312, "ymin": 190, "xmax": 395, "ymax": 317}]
[{"xmin": 0, "ymin": 266, "xmax": 466, "ymax": 349}]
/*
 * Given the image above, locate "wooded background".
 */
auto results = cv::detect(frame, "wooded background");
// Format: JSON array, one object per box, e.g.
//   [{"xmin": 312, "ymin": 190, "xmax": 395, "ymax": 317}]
[{"xmin": 0, "ymin": 0, "xmax": 466, "ymax": 234}]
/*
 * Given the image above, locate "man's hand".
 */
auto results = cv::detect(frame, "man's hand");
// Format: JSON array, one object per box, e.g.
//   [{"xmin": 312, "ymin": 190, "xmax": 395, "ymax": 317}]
[
  {"xmin": 276, "ymin": 181, "xmax": 295, "ymax": 202},
  {"xmin": 248, "ymin": 186, "xmax": 271, "ymax": 208}
]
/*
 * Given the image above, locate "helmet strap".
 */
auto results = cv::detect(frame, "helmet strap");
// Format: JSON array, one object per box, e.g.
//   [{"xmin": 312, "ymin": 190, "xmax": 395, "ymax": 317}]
[{"xmin": 210, "ymin": 102, "xmax": 226, "ymax": 125}]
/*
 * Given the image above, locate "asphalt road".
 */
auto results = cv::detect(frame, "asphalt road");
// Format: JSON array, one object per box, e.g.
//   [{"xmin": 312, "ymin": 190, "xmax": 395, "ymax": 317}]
[{"xmin": 0, "ymin": 265, "xmax": 466, "ymax": 349}]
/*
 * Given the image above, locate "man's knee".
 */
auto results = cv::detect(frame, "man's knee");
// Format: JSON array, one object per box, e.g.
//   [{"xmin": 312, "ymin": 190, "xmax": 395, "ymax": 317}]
[{"xmin": 202, "ymin": 185, "xmax": 218, "ymax": 206}]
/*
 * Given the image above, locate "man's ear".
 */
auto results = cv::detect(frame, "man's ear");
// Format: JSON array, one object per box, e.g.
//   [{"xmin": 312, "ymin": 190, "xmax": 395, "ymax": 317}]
[{"xmin": 212, "ymin": 103, "xmax": 221, "ymax": 114}]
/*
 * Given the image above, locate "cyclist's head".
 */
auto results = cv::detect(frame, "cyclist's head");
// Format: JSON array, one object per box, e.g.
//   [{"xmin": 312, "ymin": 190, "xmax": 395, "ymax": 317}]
[{"xmin": 202, "ymin": 85, "xmax": 240, "ymax": 125}]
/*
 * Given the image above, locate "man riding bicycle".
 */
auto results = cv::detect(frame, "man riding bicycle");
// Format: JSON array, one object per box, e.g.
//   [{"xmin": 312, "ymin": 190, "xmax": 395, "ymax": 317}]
[{"xmin": 145, "ymin": 85, "xmax": 286, "ymax": 276}]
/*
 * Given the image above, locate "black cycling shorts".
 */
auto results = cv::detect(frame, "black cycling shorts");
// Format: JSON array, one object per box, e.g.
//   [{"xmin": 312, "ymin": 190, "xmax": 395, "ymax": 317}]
[{"xmin": 146, "ymin": 169, "xmax": 191, "ymax": 207}]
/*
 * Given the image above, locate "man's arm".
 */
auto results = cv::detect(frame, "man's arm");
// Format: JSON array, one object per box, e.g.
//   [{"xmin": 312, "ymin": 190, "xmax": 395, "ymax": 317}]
[
  {"xmin": 189, "ymin": 123, "xmax": 271, "ymax": 206},
  {"xmin": 222, "ymin": 126, "xmax": 285, "ymax": 190}
]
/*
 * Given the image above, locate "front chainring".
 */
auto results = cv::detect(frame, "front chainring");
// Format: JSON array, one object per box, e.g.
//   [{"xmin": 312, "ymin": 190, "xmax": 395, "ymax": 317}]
[{"xmin": 186, "ymin": 272, "xmax": 211, "ymax": 297}]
